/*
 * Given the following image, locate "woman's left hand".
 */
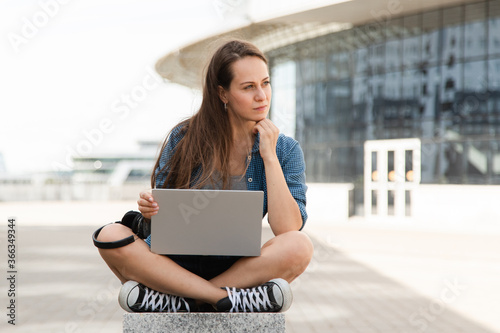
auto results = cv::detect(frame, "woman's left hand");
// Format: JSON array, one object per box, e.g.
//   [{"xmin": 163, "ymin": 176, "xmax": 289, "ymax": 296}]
[{"xmin": 253, "ymin": 119, "xmax": 279, "ymax": 162}]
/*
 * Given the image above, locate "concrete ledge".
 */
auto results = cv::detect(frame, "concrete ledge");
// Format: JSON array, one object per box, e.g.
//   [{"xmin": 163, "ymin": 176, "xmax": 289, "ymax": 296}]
[{"xmin": 123, "ymin": 313, "xmax": 285, "ymax": 333}]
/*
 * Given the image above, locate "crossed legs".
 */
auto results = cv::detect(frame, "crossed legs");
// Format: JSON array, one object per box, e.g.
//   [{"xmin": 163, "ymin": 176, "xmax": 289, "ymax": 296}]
[{"xmin": 97, "ymin": 223, "xmax": 314, "ymax": 306}]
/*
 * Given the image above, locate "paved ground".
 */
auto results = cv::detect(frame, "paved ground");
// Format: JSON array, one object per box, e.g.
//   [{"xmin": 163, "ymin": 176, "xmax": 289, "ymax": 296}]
[{"xmin": 0, "ymin": 202, "xmax": 499, "ymax": 333}]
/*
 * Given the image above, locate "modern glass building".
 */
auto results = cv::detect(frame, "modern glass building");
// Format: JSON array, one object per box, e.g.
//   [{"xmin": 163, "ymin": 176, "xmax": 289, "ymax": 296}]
[
  {"xmin": 155, "ymin": 0, "xmax": 500, "ymax": 216},
  {"xmin": 267, "ymin": 0, "xmax": 500, "ymax": 187}
]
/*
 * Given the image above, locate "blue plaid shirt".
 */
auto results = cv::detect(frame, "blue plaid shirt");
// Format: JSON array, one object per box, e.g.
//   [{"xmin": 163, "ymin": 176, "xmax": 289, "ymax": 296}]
[{"xmin": 154, "ymin": 124, "xmax": 308, "ymax": 230}]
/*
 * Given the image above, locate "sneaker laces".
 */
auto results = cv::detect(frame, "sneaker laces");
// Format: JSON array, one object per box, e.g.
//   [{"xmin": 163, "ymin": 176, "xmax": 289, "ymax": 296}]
[
  {"xmin": 140, "ymin": 287, "xmax": 190, "ymax": 312},
  {"xmin": 225, "ymin": 285, "xmax": 272, "ymax": 312}
]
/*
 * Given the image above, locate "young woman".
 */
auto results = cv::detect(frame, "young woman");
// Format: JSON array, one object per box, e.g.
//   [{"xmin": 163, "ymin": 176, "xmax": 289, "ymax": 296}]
[{"xmin": 95, "ymin": 39, "xmax": 314, "ymax": 313}]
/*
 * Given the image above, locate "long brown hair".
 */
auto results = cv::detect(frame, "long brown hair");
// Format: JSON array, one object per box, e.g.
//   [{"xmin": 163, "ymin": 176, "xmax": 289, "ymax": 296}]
[{"xmin": 151, "ymin": 39, "xmax": 268, "ymax": 189}]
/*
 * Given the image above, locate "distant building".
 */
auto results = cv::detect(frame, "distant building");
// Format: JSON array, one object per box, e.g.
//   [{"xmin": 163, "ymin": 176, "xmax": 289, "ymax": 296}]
[
  {"xmin": 0, "ymin": 141, "xmax": 157, "ymax": 201},
  {"xmin": 72, "ymin": 140, "xmax": 157, "ymax": 186},
  {"xmin": 70, "ymin": 140, "xmax": 157, "ymax": 200}
]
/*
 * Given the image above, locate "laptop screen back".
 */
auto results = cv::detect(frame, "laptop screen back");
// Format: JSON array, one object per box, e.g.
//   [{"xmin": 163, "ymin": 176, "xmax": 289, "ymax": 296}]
[{"xmin": 151, "ymin": 189, "xmax": 263, "ymax": 256}]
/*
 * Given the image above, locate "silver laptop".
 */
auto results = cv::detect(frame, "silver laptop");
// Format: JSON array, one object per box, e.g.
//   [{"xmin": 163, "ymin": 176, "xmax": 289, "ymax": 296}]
[{"xmin": 151, "ymin": 189, "xmax": 264, "ymax": 256}]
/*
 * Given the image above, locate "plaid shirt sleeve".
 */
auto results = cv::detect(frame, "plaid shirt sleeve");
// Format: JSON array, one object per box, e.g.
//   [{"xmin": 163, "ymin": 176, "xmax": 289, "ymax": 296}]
[
  {"xmin": 246, "ymin": 134, "xmax": 308, "ymax": 230},
  {"xmin": 276, "ymin": 134, "xmax": 308, "ymax": 229},
  {"xmin": 154, "ymin": 125, "xmax": 185, "ymax": 188}
]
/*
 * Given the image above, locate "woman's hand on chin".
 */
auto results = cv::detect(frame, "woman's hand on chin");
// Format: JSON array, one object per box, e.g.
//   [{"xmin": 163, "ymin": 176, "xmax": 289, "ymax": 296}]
[{"xmin": 253, "ymin": 118, "xmax": 279, "ymax": 162}]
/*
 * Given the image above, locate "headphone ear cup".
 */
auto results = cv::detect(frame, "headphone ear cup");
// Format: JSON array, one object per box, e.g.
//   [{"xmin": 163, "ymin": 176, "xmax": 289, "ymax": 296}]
[{"xmin": 120, "ymin": 210, "xmax": 150, "ymax": 239}]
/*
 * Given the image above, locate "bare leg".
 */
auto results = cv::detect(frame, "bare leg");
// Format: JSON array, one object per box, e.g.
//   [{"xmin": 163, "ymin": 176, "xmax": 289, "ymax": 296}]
[
  {"xmin": 209, "ymin": 230, "xmax": 314, "ymax": 289},
  {"xmin": 97, "ymin": 224, "xmax": 226, "ymax": 305},
  {"xmin": 97, "ymin": 224, "xmax": 313, "ymax": 306}
]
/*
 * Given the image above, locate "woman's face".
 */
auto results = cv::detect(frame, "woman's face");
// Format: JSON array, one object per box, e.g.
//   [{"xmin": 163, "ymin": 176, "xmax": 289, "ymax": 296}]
[{"xmin": 221, "ymin": 56, "xmax": 272, "ymax": 123}]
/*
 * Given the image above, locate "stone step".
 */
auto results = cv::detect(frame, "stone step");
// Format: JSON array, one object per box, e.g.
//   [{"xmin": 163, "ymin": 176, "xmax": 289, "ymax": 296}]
[{"xmin": 123, "ymin": 313, "xmax": 285, "ymax": 333}]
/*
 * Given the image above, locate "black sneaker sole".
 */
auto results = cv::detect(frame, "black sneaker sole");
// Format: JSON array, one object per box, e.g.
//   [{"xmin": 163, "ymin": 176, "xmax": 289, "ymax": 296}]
[
  {"xmin": 119, "ymin": 280, "xmax": 141, "ymax": 312},
  {"xmin": 270, "ymin": 278, "xmax": 293, "ymax": 312}
]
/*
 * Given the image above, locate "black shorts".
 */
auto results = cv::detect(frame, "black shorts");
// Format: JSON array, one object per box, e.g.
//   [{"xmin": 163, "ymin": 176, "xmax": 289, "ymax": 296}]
[{"xmin": 166, "ymin": 255, "xmax": 242, "ymax": 280}]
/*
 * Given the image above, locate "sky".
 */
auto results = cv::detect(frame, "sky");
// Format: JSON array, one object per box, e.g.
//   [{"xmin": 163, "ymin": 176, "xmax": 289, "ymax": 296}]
[{"xmin": 0, "ymin": 0, "xmax": 251, "ymax": 175}]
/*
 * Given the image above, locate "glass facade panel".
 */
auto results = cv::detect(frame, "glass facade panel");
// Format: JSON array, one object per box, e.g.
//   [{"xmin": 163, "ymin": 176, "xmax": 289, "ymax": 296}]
[
  {"xmin": 463, "ymin": 60, "xmax": 487, "ymax": 92},
  {"xmin": 270, "ymin": 61, "xmax": 296, "ymax": 138},
  {"xmin": 355, "ymin": 48, "xmax": 369, "ymax": 75},
  {"xmin": 267, "ymin": 0, "xmax": 500, "ymax": 196},
  {"xmin": 489, "ymin": 58, "xmax": 500, "ymax": 90},
  {"xmin": 489, "ymin": 0, "xmax": 500, "ymax": 56},
  {"xmin": 442, "ymin": 6, "xmax": 463, "ymax": 64},
  {"xmin": 464, "ymin": 3, "xmax": 487, "ymax": 59},
  {"xmin": 337, "ymin": 52, "xmax": 351, "ymax": 79},
  {"xmin": 422, "ymin": 11, "xmax": 441, "ymax": 67}
]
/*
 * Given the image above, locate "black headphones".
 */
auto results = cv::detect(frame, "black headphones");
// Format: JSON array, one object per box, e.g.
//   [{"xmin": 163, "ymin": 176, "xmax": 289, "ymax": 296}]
[{"xmin": 92, "ymin": 223, "xmax": 136, "ymax": 249}]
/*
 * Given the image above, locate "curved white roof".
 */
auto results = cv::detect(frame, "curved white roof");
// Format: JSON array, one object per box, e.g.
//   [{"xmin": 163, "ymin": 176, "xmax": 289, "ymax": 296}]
[{"xmin": 156, "ymin": 0, "xmax": 474, "ymax": 89}]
